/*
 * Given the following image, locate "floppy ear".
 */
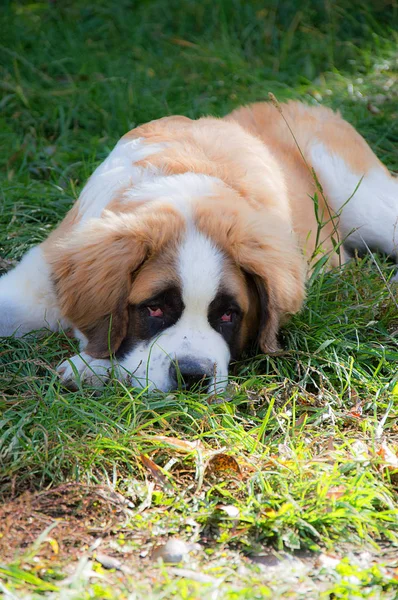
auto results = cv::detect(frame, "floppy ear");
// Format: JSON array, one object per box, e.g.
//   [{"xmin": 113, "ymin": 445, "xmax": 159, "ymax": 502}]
[
  {"xmin": 248, "ymin": 274, "xmax": 281, "ymax": 353},
  {"xmin": 46, "ymin": 208, "xmax": 184, "ymax": 358},
  {"xmin": 236, "ymin": 239, "xmax": 305, "ymax": 353},
  {"xmin": 196, "ymin": 204, "xmax": 306, "ymax": 354}
]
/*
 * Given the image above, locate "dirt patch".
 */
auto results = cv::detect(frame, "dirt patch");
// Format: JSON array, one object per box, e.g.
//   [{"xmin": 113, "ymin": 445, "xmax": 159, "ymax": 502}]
[{"xmin": 0, "ymin": 483, "xmax": 133, "ymax": 562}]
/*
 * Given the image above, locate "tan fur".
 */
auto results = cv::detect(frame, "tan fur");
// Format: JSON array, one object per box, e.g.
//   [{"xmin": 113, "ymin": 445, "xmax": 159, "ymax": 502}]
[
  {"xmin": 45, "ymin": 205, "xmax": 185, "ymax": 357},
  {"xmin": 128, "ymin": 116, "xmax": 292, "ymax": 219},
  {"xmin": 106, "ymin": 187, "xmax": 147, "ymax": 215},
  {"xmin": 125, "ymin": 114, "xmax": 306, "ymax": 351}
]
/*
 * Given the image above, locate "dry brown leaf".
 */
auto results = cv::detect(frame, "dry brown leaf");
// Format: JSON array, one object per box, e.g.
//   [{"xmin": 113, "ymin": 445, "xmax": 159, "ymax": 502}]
[
  {"xmin": 347, "ymin": 394, "xmax": 364, "ymax": 419},
  {"xmin": 294, "ymin": 413, "xmax": 307, "ymax": 428},
  {"xmin": 347, "ymin": 407, "xmax": 363, "ymax": 419},
  {"xmin": 140, "ymin": 454, "xmax": 170, "ymax": 488},
  {"xmin": 326, "ymin": 485, "xmax": 346, "ymax": 500},
  {"xmin": 145, "ymin": 435, "xmax": 206, "ymax": 454},
  {"xmin": 206, "ymin": 453, "xmax": 242, "ymax": 478},
  {"xmin": 327, "ymin": 437, "xmax": 335, "ymax": 452}
]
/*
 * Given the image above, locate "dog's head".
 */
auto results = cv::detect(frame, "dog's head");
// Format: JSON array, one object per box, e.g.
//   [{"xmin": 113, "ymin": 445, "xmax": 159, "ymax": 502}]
[{"xmin": 49, "ymin": 175, "xmax": 305, "ymax": 392}]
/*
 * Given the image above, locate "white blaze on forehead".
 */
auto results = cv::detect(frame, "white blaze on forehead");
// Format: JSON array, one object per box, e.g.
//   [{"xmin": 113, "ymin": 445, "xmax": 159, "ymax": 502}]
[{"xmin": 177, "ymin": 228, "xmax": 224, "ymax": 312}]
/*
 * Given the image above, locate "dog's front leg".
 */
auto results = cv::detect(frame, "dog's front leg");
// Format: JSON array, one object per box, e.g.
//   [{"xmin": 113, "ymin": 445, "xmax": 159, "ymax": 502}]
[{"xmin": 0, "ymin": 244, "xmax": 69, "ymax": 337}]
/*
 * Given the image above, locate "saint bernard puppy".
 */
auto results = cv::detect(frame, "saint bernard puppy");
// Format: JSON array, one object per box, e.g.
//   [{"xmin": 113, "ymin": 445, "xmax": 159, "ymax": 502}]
[{"xmin": 0, "ymin": 101, "xmax": 397, "ymax": 393}]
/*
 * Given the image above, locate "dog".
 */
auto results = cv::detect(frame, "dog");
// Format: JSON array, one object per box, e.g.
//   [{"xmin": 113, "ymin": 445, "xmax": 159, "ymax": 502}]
[{"xmin": 0, "ymin": 101, "xmax": 397, "ymax": 392}]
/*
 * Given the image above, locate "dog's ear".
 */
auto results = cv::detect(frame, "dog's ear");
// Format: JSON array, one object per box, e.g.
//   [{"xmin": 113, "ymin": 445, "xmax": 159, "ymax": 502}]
[
  {"xmin": 234, "ymin": 235, "xmax": 305, "ymax": 354},
  {"xmin": 46, "ymin": 208, "xmax": 184, "ymax": 358},
  {"xmin": 248, "ymin": 274, "xmax": 281, "ymax": 353},
  {"xmin": 197, "ymin": 204, "xmax": 306, "ymax": 354}
]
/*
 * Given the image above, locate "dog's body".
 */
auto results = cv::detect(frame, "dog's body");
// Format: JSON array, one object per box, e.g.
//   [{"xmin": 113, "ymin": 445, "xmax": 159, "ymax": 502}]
[{"xmin": 1, "ymin": 101, "xmax": 397, "ymax": 392}]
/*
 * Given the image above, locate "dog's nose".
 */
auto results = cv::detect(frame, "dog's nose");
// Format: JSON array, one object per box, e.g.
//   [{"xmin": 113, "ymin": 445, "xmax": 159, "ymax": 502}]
[{"xmin": 169, "ymin": 358, "xmax": 214, "ymax": 391}]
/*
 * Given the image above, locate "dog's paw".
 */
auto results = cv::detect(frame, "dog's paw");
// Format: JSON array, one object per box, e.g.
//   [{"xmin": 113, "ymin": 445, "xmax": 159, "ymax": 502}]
[{"xmin": 57, "ymin": 352, "xmax": 112, "ymax": 389}]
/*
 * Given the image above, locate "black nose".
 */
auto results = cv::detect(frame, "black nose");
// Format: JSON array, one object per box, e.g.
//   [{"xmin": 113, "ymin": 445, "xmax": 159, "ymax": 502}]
[{"xmin": 169, "ymin": 358, "xmax": 215, "ymax": 391}]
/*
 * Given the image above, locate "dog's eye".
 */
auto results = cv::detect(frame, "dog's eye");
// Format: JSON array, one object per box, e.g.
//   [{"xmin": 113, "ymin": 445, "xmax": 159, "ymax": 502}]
[
  {"xmin": 147, "ymin": 306, "xmax": 164, "ymax": 318},
  {"xmin": 220, "ymin": 311, "xmax": 233, "ymax": 323}
]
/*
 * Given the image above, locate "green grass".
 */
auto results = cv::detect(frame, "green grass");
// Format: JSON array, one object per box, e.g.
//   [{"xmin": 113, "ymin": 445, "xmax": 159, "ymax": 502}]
[{"xmin": 1, "ymin": 1, "xmax": 398, "ymax": 598}]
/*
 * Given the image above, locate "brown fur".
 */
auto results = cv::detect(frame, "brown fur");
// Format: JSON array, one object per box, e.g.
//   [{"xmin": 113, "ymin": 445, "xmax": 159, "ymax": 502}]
[
  {"xmin": 128, "ymin": 245, "xmax": 181, "ymax": 305},
  {"xmin": 127, "ymin": 116, "xmax": 292, "ymax": 219},
  {"xmin": 45, "ymin": 205, "xmax": 185, "ymax": 357}
]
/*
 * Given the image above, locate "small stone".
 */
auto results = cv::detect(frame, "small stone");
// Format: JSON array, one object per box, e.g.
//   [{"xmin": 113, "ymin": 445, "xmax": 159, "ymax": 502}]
[
  {"xmin": 151, "ymin": 539, "xmax": 199, "ymax": 564},
  {"xmin": 95, "ymin": 552, "xmax": 122, "ymax": 570}
]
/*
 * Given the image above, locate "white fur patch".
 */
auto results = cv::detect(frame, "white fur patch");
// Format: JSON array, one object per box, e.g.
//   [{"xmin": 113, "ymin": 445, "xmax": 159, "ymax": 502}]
[
  {"xmin": 78, "ymin": 137, "xmax": 166, "ymax": 222},
  {"xmin": 310, "ymin": 142, "xmax": 398, "ymax": 257},
  {"xmin": 123, "ymin": 172, "xmax": 219, "ymax": 220},
  {"xmin": 0, "ymin": 245, "xmax": 68, "ymax": 337}
]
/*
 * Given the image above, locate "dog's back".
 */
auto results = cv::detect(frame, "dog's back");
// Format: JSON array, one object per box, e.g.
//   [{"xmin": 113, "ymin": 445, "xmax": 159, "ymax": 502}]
[{"xmin": 226, "ymin": 101, "xmax": 398, "ymax": 266}]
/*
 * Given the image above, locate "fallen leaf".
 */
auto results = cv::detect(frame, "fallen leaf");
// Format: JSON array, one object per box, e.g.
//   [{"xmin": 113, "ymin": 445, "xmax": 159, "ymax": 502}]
[
  {"xmin": 140, "ymin": 454, "xmax": 170, "ymax": 488},
  {"xmin": 327, "ymin": 437, "xmax": 335, "ymax": 452},
  {"xmin": 206, "ymin": 453, "xmax": 242, "ymax": 478},
  {"xmin": 144, "ymin": 436, "xmax": 205, "ymax": 454},
  {"xmin": 347, "ymin": 394, "xmax": 363, "ymax": 418},
  {"xmin": 326, "ymin": 486, "xmax": 346, "ymax": 500},
  {"xmin": 294, "ymin": 413, "xmax": 307, "ymax": 428},
  {"xmin": 347, "ymin": 409, "xmax": 362, "ymax": 419}
]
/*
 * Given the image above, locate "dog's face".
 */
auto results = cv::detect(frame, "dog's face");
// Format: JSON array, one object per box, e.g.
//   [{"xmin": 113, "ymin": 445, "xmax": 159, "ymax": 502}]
[
  {"xmin": 49, "ymin": 175, "xmax": 305, "ymax": 392},
  {"xmin": 114, "ymin": 229, "xmax": 261, "ymax": 392}
]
